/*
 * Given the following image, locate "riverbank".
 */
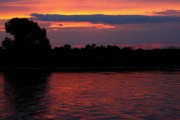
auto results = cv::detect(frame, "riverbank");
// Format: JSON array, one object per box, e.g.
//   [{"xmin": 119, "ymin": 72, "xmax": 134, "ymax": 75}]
[{"xmin": 0, "ymin": 66, "xmax": 180, "ymax": 72}]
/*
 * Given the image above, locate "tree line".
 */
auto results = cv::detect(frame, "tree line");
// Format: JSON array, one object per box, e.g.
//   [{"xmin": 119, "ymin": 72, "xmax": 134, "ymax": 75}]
[{"xmin": 0, "ymin": 18, "xmax": 180, "ymax": 68}]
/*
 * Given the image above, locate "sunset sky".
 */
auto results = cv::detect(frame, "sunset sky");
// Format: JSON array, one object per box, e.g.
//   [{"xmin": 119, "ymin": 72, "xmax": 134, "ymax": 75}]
[{"xmin": 0, "ymin": 0, "xmax": 180, "ymax": 48}]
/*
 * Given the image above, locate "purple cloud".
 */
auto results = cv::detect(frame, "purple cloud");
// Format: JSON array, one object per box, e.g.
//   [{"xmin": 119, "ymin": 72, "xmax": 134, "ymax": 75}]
[
  {"xmin": 153, "ymin": 10, "xmax": 180, "ymax": 17},
  {"xmin": 31, "ymin": 13, "xmax": 180, "ymax": 25}
]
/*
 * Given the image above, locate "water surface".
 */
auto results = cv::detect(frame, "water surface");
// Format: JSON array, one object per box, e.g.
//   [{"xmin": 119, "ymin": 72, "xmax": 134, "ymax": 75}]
[{"xmin": 0, "ymin": 71, "xmax": 180, "ymax": 120}]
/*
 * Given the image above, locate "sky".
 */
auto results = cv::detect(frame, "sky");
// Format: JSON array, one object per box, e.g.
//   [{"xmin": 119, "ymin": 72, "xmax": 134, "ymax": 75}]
[{"xmin": 0, "ymin": 0, "xmax": 180, "ymax": 49}]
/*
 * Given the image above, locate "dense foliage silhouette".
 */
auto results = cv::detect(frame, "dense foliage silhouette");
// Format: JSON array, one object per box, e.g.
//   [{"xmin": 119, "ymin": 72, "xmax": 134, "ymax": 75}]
[
  {"xmin": 0, "ymin": 18, "xmax": 180, "ymax": 69},
  {"xmin": 3, "ymin": 18, "xmax": 51, "ymax": 52},
  {"xmin": 51, "ymin": 44, "xmax": 180, "ymax": 68},
  {"xmin": 1, "ymin": 18, "xmax": 51, "ymax": 67}
]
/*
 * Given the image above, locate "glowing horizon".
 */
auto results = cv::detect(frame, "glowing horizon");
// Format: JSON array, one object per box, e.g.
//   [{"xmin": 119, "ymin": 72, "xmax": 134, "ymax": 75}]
[{"xmin": 1, "ymin": 0, "xmax": 180, "ymax": 19}]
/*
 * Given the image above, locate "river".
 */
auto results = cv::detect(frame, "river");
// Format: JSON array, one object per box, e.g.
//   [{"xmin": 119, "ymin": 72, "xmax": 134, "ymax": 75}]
[{"xmin": 0, "ymin": 71, "xmax": 179, "ymax": 120}]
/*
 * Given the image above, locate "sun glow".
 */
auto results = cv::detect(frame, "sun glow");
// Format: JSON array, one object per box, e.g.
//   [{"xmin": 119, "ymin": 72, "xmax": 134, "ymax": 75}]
[{"xmin": 49, "ymin": 22, "xmax": 115, "ymax": 29}]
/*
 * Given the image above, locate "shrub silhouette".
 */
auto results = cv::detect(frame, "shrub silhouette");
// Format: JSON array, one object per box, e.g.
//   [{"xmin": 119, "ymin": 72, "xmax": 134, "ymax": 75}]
[{"xmin": 3, "ymin": 18, "xmax": 51, "ymax": 52}]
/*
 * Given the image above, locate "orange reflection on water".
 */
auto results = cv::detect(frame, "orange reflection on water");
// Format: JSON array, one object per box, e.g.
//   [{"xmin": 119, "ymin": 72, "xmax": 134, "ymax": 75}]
[
  {"xmin": 0, "ymin": 71, "xmax": 180, "ymax": 119},
  {"xmin": 44, "ymin": 72, "xmax": 180, "ymax": 119}
]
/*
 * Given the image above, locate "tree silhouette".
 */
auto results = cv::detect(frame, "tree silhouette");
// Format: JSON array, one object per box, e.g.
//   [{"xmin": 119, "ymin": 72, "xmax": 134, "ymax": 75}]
[
  {"xmin": 2, "ymin": 37, "xmax": 13, "ymax": 50},
  {"xmin": 2, "ymin": 18, "xmax": 51, "ymax": 52}
]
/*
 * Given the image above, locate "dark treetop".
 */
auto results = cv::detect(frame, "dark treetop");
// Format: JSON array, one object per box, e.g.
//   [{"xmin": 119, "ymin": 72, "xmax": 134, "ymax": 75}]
[{"xmin": 3, "ymin": 18, "xmax": 51, "ymax": 52}]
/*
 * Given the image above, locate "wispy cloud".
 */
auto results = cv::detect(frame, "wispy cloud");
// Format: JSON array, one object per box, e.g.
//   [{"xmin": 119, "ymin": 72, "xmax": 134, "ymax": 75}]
[
  {"xmin": 31, "ymin": 13, "xmax": 180, "ymax": 25},
  {"xmin": 49, "ymin": 22, "xmax": 115, "ymax": 29},
  {"xmin": 0, "ymin": 0, "xmax": 38, "ymax": 4},
  {"xmin": 0, "ymin": 0, "xmax": 18, "ymax": 3},
  {"xmin": 152, "ymin": 10, "xmax": 180, "ymax": 17}
]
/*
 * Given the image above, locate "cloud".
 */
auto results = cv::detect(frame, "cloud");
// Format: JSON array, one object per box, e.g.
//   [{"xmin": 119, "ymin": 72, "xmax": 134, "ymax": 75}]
[
  {"xmin": 153, "ymin": 10, "xmax": 180, "ymax": 17},
  {"xmin": 49, "ymin": 22, "xmax": 115, "ymax": 29},
  {"xmin": 0, "ymin": 0, "xmax": 15, "ymax": 2},
  {"xmin": 31, "ymin": 13, "xmax": 180, "ymax": 25},
  {"xmin": 0, "ymin": 0, "xmax": 22, "ymax": 3},
  {"xmin": 0, "ymin": 0, "xmax": 40, "ymax": 7},
  {"xmin": 0, "ymin": 0, "xmax": 37, "ymax": 4}
]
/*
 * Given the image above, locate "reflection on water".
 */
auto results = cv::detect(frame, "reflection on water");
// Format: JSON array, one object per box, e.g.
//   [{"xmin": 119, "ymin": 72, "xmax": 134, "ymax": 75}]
[
  {"xmin": 0, "ymin": 71, "xmax": 50, "ymax": 120},
  {"xmin": 0, "ymin": 71, "xmax": 180, "ymax": 119}
]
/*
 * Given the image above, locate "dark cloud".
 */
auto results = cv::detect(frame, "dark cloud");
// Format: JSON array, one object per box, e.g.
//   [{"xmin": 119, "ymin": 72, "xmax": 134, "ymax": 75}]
[
  {"xmin": 153, "ymin": 10, "xmax": 180, "ymax": 17},
  {"xmin": 0, "ymin": 0, "xmax": 20, "ymax": 3},
  {"xmin": 0, "ymin": 0, "xmax": 39, "ymax": 5},
  {"xmin": 31, "ymin": 13, "xmax": 180, "ymax": 25}
]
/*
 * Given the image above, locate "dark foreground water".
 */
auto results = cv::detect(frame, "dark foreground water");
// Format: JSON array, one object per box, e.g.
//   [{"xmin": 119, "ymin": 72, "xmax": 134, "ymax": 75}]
[{"xmin": 0, "ymin": 71, "xmax": 180, "ymax": 120}]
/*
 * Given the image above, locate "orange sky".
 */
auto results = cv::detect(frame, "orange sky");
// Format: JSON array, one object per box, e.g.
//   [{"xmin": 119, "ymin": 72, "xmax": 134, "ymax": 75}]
[{"xmin": 0, "ymin": 0, "xmax": 180, "ymax": 19}]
